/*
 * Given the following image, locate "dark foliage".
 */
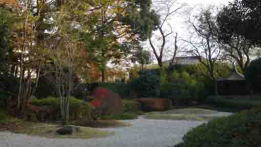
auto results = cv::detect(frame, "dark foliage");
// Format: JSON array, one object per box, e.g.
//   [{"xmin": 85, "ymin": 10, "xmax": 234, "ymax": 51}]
[
  {"xmin": 130, "ymin": 69, "xmax": 160, "ymax": 97},
  {"xmin": 120, "ymin": 0, "xmax": 160, "ymax": 40},
  {"xmin": 176, "ymin": 108, "xmax": 261, "ymax": 147},
  {"xmin": 207, "ymin": 96, "xmax": 261, "ymax": 111},
  {"xmin": 217, "ymin": 0, "xmax": 261, "ymax": 44},
  {"xmin": 98, "ymin": 82, "xmax": 130, "ymax": 98},
  {"xmin": 30, "ymin": 97, "xmax": 93, "ymax": 122},
  {"xmin": 245, "ymin": 58, "xmax": 261, "ymax": 94},
  {"xmin": 0, "ymin": 8, "xmax": 14, "ymax": 76}
]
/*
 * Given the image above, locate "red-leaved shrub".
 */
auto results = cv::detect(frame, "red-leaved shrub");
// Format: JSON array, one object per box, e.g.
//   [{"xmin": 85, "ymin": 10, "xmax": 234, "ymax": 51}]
[{"xmin": 90, "ymin": 88, "xmax": 123, "ymax": 115}]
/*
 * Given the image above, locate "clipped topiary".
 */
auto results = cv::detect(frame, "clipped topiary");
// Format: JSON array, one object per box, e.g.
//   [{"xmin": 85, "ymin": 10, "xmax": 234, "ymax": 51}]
[{"xmin": 245, "ymin": 58, "xmax": 261, "ymax": 94}]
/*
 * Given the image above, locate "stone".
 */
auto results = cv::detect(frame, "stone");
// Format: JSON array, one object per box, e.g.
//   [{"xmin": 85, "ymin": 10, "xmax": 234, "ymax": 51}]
[{"xmin": 56, "ymin": 125, "xmax": 80, "ymax": 135}]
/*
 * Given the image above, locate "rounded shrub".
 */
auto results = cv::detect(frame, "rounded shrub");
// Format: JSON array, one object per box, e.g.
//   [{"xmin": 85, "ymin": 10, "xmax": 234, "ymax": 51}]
[
  {"xmin": 176, "ymin": 108, "xmax": 261, "ymax": 147},
  {"xmin": 245, "ymin": 58, "xmax": 261, "ymax": 94},
  {"xmin": 31, "ymin": 97, "xmax": 93, "ymax": 122},
  {"xmin": 130, "ymin": 70, "xmax": 160, "ymax": 97}
]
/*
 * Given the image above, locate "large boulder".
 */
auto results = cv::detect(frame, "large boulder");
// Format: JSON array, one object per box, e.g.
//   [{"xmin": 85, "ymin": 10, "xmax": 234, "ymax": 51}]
[
  {"xmin": 90, "ymin": 88, "xmax": 123, "ymax": 115},
  {"xmin": 135, "ymin": 98, "xmax": 172, "ymax": 111}
]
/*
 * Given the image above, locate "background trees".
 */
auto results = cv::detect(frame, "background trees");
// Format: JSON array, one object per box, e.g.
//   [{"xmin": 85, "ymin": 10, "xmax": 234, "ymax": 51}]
[
  {"xmin": 217, "ymin": 0, "xmax": 261, "ymax": 44},
  {"xmin": 217, "ymin": 0, "xmax": 261, "ymax": 73}
]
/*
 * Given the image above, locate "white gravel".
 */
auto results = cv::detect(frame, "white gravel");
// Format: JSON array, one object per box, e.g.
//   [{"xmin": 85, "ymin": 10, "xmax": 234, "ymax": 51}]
[{"xmin": 0, "ymin": 117, "xmax": 204, "ymax": 147}]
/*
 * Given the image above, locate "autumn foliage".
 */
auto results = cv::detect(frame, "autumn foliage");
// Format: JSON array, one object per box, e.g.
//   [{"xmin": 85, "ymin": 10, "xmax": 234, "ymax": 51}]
[{"xmin": 91, "ymin": 88, "xmax": 123, "ymax": 115}]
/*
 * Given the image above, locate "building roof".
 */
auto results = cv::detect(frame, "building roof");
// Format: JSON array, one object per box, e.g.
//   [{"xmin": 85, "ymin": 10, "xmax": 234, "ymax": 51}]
[
  {"xmin": 164, "ymin": 56, "xmax": 202, "ymax": 65},
  {"xmin": 217, "ymin": 69, "xmax": 245, "ymax": 81}
]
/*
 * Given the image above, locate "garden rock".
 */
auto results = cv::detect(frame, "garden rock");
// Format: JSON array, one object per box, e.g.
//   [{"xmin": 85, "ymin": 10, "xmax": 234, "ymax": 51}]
[{"xmin": 56, "ymin": 126, "xmax": 80, "ymax": 135}]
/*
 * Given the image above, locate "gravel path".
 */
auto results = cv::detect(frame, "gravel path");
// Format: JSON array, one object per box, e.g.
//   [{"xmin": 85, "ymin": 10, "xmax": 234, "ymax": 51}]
[{"xmin": 0, "ymin": 117, "xmax": 203, "ymax": 147}]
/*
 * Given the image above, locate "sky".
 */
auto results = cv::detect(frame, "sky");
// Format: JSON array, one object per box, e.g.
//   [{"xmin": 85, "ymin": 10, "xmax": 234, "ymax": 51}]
[{"xmin": 146, "ymin": 0, "xmax": 233, "ymax": 61}]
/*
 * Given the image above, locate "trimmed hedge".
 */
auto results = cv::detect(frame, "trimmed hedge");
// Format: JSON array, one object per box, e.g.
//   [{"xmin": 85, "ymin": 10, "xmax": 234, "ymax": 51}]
[
  {"xmin": 176, "ymin": 108, "xmax": 261, "ymax": 147},
  {"xmin": 99, "ymin": 82, "xmax": 130, "ymax": 98},
  {"xmin": 31, "ymin": 97, "xmax": 93, "ymax": 122},
  {"xmin": 207, "ymin": 96, "xmax": 261, "ymax": 111}
]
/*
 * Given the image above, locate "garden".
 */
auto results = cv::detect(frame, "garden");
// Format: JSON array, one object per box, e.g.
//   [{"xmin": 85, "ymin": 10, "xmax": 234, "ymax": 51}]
[{"xmin": 1, "ymin": 0, "xmax": 261, "ymax": 147}]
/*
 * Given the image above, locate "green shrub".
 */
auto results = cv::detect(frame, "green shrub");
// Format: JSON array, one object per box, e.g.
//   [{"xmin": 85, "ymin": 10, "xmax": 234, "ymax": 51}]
[
  {"xmin": 122, "ymin": 100, "xmax": 141, "ymax": 113},
  {"xmin": 31, "ymin": 96, "xmax": 59, "ymax": 107},
  {"xmin": 31, "ymin": 97, "xmax": 93, "ymax": 122},
  {"xmin": 161, "ymin": 71, "xmax": 206, "ymax": 105},
  {"xmin": 0, "ymin": 109, "xmax": 9, "ymax": 124},
  {"xmin": 0, "ymin": 92, "xmax": 9, "ymax": 108},
  {"xmin": 130, "ymin": 70, "xmax": 160, "ymax": 97},
  {"xmin": 207, "ymin": 96, "xmax": 261, "ymax": 111},
  {"xmin": 175, "ymin": 108, "xmax": 261, "ymax": 147},
  {"xmin": 246, "ymin": 58, "xmax": 261, "ymax": 93}
]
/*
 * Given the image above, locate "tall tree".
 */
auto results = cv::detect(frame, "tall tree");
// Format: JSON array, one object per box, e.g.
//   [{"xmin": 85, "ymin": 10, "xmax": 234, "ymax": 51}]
[
  {"xmin": 0, "ymin": 8, "xmax": 14, "ymax": 76},
  {"xmin": 82, "ymin": 0, "xmax": 159, "ymax": 82},
  {"xmin": 149, "ymin": 0, "xmax": 184, "ymax": 67},
  {"xmin": 186, "ymin": 8, "xmax": 221, "ymax": 81}
]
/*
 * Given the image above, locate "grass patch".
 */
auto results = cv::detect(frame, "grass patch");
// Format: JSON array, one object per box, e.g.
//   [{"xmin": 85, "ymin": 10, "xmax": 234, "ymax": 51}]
[
  {"xmin": 207, "ymin": 96, "xmax": 261, "ymax": 111},
  {"xmin": 13, "ymin": 121, "xmax": 111, "ymax": 139},
  {"xmin": 101, "ymin": 112, "xmax": 142, "ymax": 120},
  {"xmin": 143, "ymin": 108, "xmax": 232, "ymax": 121}
]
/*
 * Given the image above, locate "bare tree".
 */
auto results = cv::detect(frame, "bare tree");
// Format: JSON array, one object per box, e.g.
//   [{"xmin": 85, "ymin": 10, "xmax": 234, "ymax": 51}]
[
  {"xmin": 149, "ymin": 0, "xmax": 185, "ymax": 67},
  {"xmin": 219, "ymin": 35, "xmax": 252, "ymax": 73},
  {"xmin": 185, "ymin": 8, "xmax": 221, "ymax": 81}
]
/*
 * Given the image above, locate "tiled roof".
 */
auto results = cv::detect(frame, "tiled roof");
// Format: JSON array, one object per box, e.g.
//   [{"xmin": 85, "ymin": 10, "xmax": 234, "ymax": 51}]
[{"xmin": 217, "ymin": 69, "xmax": 245, "ymax": 81}]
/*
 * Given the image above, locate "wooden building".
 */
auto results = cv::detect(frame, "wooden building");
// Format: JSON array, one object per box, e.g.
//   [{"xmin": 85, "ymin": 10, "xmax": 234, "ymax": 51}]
[{"xmin": 217, "ymin": 69, "xmax": 249, "ymax": 95}]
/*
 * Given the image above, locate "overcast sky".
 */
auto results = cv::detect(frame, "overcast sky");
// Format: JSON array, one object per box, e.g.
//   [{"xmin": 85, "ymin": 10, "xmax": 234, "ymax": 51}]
[
  {"xmin": 162, "ymin": 0, "xmax": 233, "ymax": 37},
  {"xmin": 145, "ymin": 0, "xmax": 233, "ymax": 60}
]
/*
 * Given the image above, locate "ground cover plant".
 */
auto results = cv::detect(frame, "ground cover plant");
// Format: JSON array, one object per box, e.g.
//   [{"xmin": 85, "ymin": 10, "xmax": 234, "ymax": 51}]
[
  {"xmin": 207, "ymin": 96, "xmax": 261, "ymax": 111},
  {"xmin": 175, "ymin": 108, "xmax": 261, "ymax": 147}
]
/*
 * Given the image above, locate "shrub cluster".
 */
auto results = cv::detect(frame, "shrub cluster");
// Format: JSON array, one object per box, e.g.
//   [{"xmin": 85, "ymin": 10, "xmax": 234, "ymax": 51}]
[
  {"xmin": 176, "ymin": 108, "xmax": 261, "ymax": 147},
  {"xmin": 161, "ymin": 71, "xmax": 206, "ymax": 105},
  {"xmin": 31, "ymin": 97, "xmax": 93, "ymax": 122}
]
